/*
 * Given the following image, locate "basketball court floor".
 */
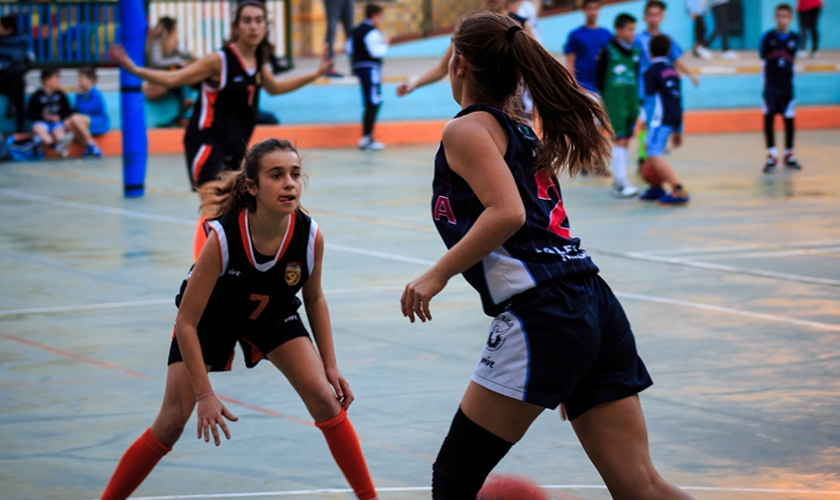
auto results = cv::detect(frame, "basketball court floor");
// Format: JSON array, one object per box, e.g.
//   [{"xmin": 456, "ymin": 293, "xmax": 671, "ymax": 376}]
[{"xmin": 1, "ymin": 130, "xmax": 839, "ymax": 499}]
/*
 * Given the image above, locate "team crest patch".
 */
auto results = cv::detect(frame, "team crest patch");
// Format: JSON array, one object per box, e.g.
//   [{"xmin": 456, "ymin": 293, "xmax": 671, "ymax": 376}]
[
  {"xmin": 285, "ymin": 262, "xmax": 302, "ymax": 286},
  {"xmin": 486, "ymin": 314, "xmax": 516, "ymax": 351}
]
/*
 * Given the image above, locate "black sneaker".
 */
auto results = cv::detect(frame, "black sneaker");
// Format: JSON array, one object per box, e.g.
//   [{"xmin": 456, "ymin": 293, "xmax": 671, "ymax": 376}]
[
  {"xmin": 763, "ymin": 155, "xmax": 778, "ymax": 174},
  {"xmin": 784, "ymin": 153, "xmax": 802, "ymax": 170}
]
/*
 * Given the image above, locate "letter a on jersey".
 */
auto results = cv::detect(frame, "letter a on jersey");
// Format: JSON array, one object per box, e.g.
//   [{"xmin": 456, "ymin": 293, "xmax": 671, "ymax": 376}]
[{"xmin": 433, "ymin": 196, "xmax": 457, "ymax": 224}]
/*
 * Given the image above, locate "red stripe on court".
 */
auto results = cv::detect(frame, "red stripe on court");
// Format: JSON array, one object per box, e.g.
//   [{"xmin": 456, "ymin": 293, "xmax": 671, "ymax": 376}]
[
  {"xmin": 0, "ymin": 332, "xmax": 152, "ymax": 379},
  {"xmin": 215, "ymin": 394, "xmax": 314, "ymax": 427},
  {"xmin": 0, "ymin": 376, "xmax": 128, "ymax": 388}
]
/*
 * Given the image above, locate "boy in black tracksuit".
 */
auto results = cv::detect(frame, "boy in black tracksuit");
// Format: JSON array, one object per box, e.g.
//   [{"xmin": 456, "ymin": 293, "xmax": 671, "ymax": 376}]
[
  {"xmin": 348, "ymin": 4, "xmax": 388, "ymax": 150},
  {"xmin": 760, "ymin": 3, "xmax": 800, "ymax": 173}
]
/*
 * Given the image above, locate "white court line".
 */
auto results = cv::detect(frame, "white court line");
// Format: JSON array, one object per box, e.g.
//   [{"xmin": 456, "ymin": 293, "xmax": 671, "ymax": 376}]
[
  {"xmin": 0, "ymin": 299, "xmax": 173, "ymax": 317},
  {"xmin": 4, "ymin": 189, "xmax": 838, "ymax": 328},
  {"xmin": 614, "ymin": 292, "xmax": 840, "ymax": 332},
  {"xmin": 641, "ymin": 240, "xmax": 840, "ymax": 256},
  {"xmin": 677, "ymin": 247, "xmax": 840, "ymax": 261},
  {"xmin": 623, "ymin": 252, "xmax": 840, "ymax": 287},
  {"xmin": 89, "ymin": 484, "xmax": 840, "ymax": 499}
]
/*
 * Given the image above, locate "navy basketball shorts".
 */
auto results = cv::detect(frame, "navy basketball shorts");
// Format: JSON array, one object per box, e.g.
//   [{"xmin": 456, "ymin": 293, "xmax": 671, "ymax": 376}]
[
  {"xmin": 763, "ymin": 94, "xmax": 795, "ymax": 118},
  {"xmin": 183, "ymin": 139, "xmax": 243, "ymax": 190},
  {"xmin": 354, "ymin": 66, "xmax": 383, "ymax": 108},
  {"xmin": 471, "ymin": 274, "xmax": 653, "ymax": 420},
  {"xmin": 168, "ymin": 309, "xmax": 310, "ymax": 372}
]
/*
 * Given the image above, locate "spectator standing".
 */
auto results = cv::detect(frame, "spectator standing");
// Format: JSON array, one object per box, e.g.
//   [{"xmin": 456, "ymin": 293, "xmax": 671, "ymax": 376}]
[
  {"xmin": 65, "ymin": 66, "xmax": 108, "ymax": 158},
  {"xmin": 0, "ymin": 15, "xmax": 32, "ymax": 133},
  {"xmin": 563, "ymin": 0, "xmax": 612, "ymax": 93},
  {"xmin": 797, "ymin": 0, "xmax": 821, "ymax": 58},
  {"xmin": 516, "ymin": 0, "xmax": 542, "ymax": 43},
  {"xmin": 760, "ymin": 3, "xmax": 800, "ymax": 173},
  {"xmin": 144, "ymin": 17, "xmax": 195, "ymax": 127},
  {"xmin": 323, "ymin": 0, "xmax": 355, "ymax": 77},
  {"xmin": 26, "ymin": 68, "xmax": 74, "ymax": 157},
  {"xmin": 348, "ymin": 4, "xmax": 388, "ymax": 150},
  {"xmin": 704, "ymin": 0, "xmax": 737, "ymax": 58},
  {"xmin": 686, "ymin": 0, "xmax": 712, "ymax": 59},
  {"xmin": 596, "ymin": 13, "xmax": 641, "ymax": 198},
  {"xmin": 641, "ymin": 35, "xmax": 689, "ymax": 205}
]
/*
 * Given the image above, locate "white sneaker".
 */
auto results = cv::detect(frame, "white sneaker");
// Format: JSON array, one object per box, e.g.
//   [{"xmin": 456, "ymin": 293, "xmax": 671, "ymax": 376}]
[
  {"xmin": 721, "ymin": 50, "xmax": 739, "ymax": 59},
  {"xmin": 611, "ymin": 183, "xmax": 639, "ymax": 198},
  {"xmin": 797, "ymin": 50, "xmax": 808, "ymax": 58},
  {"xmin": 810, "ymin": 51, "xmax": 819, "ymax": 59},
  {"xmin": 696, "ymin": 46, "xmax": 713, "ymax": 60},
  {"xmin": 54, "ymin": 133, "xmax": 74, "ymax": 157},
  {"xmin": 358, "ymin": 136, "xmax": 385, "ymax": 151}
]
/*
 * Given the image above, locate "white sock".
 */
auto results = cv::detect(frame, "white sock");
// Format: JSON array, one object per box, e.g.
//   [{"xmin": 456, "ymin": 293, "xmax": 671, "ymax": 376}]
[
  {"xmin": 785, "ymin": 149, "xmax": 794, "ymax": 156},
  {"xmin": 612, "ymin": 145, "xmax": 627, "ymax": 185},
  {"xmin": 767, "ymin": 147, "xmax": 777, "ymax": 158}
]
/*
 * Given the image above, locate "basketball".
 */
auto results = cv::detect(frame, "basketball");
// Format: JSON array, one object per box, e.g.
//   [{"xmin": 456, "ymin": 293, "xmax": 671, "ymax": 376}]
[
  {"xmin": 640, "ymin": 159, "xmax": 663, "ymax": 187},
  {"xmin": 477, "ymin": 474, "xmax": 549, "ymax": 500}
]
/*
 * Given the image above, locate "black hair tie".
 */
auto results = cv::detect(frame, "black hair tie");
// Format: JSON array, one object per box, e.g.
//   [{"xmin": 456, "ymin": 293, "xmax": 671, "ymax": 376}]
[{"xmin": 506, "ymin": 24, "xmax": 522, "ymax": 43}]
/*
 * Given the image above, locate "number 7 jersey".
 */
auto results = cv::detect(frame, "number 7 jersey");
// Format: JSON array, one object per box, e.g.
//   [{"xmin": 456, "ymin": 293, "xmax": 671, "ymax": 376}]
[
  {"xmin": 176, "ymin": 208, "xmax": 319, "ymax": 333},
  {"xmin": 432, "ymin": 105, "xmax": 599, "ymax": 316}
]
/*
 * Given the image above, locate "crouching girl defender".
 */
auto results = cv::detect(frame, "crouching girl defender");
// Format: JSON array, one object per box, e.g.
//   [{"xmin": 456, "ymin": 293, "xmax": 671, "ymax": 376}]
[
  {"xmin": 100, "ymin": 139, "xmax": 377, "ymax": 500},
  {"xmin": 400, "ymin": 12, "xmax": 694, "ymax": 500}
]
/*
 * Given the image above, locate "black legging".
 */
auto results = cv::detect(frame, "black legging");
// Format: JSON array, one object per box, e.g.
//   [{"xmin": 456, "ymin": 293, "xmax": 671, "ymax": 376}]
[
  {"xmin": 798, "ymin": 7, "xmax": 821, "ymax": 52},
  {"xmin": 704, "ymin": 2, "xmax": 731, "ymax": 51},
  {"xmin": 693, "ymin": 15, "xmax": 707, "ymax": 47}
]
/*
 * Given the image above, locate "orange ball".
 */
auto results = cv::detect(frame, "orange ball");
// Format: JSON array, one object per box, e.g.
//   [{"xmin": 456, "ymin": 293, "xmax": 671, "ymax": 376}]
[
  {"xmin": 640, "ymin": 160, "xmax": 663, "ymax": 187},
  {"xmin": 477, "ymin": 474, "xmax": 549, "ymax": 500}
]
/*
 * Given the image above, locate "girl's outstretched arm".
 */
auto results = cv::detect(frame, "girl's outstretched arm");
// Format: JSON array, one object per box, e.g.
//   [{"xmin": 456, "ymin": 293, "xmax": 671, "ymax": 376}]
[
  {"xmin": 262, "ymin": 46, "xmax": 332, "ymax": 96},
  {"xmin": 112, "ymin": 44, "xmax": 221, "ymax": 88},
  {"xmin": 301, "ymin": 230, "xmax": 354, "ymax": 409},
  {"xmin": 174, "ymin": 232, "xmax": 238, "ymax": 445},
  {"xmin": 401, "ymin": 114, "xmax": 526, "ymax": 323}
]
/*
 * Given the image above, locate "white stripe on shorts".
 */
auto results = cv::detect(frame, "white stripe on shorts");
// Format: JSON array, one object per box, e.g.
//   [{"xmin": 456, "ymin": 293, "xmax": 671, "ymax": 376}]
[{"xmin": 471, "ymin": 311, "xmax": 531, "ymax": 402}]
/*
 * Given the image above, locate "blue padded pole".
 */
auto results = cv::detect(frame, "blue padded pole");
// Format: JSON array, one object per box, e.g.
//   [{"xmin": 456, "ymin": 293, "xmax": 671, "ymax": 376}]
[{"xmin": 118, "ymin": 0, "xmax": 147, "ymax": 198}]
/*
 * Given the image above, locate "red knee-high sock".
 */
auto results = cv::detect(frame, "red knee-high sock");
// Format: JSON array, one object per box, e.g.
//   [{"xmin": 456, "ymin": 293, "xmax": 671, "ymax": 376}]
[
  {"xmin": 193, "ymin": 215, "xmax": 208, "ymax": 261},
  {"xmin": 101, "ymin": 428, "xmax": 172, "ymax": 500},
  {"xmin": 315, "ymin": 408, "xmax": 377, "ymax": 500}
]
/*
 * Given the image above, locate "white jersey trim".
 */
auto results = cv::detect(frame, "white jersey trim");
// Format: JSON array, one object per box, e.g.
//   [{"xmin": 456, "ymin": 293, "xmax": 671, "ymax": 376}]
[
  {"xmin": 306, "ymin": 220, "xmax": 319, "ymax": 275},
  {"xmin": 481, "ymin": 246, "xmax": 537, "ymax": 305},
  {"xmin": 205, "ymin": 219, "xmax": 229, "ymax": 276},
  {"xmin": 243, "ymin": 208, "xmax": 293, "ymax": 273}
]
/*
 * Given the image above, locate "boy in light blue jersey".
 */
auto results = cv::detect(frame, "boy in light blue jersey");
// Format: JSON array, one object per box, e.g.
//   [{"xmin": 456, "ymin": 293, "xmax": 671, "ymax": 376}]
[{"xmin": 65, "ymin": 66, "xmax": 108, "ymax": 157}]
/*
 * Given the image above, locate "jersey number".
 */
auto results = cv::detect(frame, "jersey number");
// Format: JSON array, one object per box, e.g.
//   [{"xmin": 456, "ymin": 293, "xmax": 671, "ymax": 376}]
[
  {"xmin": 249, "ymin": 293, "xmax": 269, "ymax": 319},
  {"xmin": 534, "ymin": 169, "xmax": 570, "ymax": 239},
  {"xmin": 246, "ymin": 85, "xmax": 256, "ymax": 107}
]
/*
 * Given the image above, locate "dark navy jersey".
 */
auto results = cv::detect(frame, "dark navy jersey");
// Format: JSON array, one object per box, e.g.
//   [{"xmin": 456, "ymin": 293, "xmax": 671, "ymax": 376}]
[
  {"xmin": 644, "ymin": 58, "xmax": 683, "ymax": 128},
  {"xmin": 760, "ymin": 30, "xmax": 798, "ymax": 96},
  {"xmin": 432, "ymin": 105, "xmax": 599, "ymax": 316},
  {"xmin": 352, "ymin": 20, "xmax": 381, "ymax": 67},
  {"xmin": 176, "ymin": 208, "xmax": 319, "ymax": 333},
  {"xmin": 186, "ymin": 44, "xmax": 262, "ymax": 152}
]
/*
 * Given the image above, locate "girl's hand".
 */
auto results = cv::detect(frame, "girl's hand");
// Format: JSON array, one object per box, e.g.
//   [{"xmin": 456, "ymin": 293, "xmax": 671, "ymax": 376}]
[
  {"xmin": 401, "ymin": 269, "xmax": 448, "ymax": 323},
  {"xmin": 196, "ymin": 395, "xmax": 238, "ymax": 446},
  {"xmin": 672, "ymin": 132, "xmax": 683, "ymax": 148},
  {"xmin": 110, "ymin": 45, "xmax": 135, "ymax": 72},
  {"xmin": 325, "ymin": 366, "xmax": 355, "ymax": 409},
  {"xmin": 316, "ymin": 44, "xmax": 333, "ymax": 77},
  {"xmin": 396, "ymin": 79, "xmax": 415, "ymax": 97}
]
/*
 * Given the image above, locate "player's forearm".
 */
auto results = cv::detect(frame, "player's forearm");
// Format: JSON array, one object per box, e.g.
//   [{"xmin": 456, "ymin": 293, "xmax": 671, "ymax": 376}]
[
  {"xmin": 173, "ymin": 322, "xmax": 213, "ymax": 395},
  {"xmin": 267, "ymin": 72, "xmax": 321, "ymax": 95}
]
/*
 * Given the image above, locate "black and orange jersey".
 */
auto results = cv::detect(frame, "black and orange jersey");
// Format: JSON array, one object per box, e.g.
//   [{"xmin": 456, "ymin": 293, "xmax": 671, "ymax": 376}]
[
  {"xmin": 186, "ymin": 44, "xmax": 262, "ymax": 153},
  {"xmin": 177, "ymin": 208, "xmax": 319, "ymax": 334}
]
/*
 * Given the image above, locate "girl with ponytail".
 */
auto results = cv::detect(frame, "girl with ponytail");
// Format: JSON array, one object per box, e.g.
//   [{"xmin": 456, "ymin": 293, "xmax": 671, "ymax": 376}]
[
  {"xmin": 400, "ymin": 11, "xmax": 693, "ymax": 499},
  {"xmin": 100, "ymin": 139, "xmax": 378, "ymax": 500}
]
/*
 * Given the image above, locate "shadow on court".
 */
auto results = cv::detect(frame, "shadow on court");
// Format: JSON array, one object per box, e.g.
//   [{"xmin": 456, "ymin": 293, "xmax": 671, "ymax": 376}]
[{"xmin": 1, "ymin": 130, "xmax": 839, "ymax": 499}]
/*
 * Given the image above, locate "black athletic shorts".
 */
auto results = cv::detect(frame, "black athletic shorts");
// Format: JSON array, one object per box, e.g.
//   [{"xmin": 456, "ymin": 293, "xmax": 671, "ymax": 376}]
[
  {"xmin": 183, "ymin": 138, "xmax": 245, "ymax": 190},
  {"xmin": 168, "ymin": 308, "xmax": 310, "ymax": 371},
  {"xmin": 471, "ymin": 274, "xmax": 653, "ymax": 420},
  {"xmin": 763, "ymin": 93, "xmax": 795, "ymax": 118}
]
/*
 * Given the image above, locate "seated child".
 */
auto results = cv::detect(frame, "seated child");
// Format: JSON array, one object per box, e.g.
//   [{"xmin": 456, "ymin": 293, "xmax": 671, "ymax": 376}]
[
  {"xmin": 65, "ymin": 66, "xmax": 108, "ymax": 157},
  {"xmin": 640, "ymin": 34, "xmax": 689, "ymax": 205},
  {"xmin": 26, "ymin": 68, "xmax": 74, "ymax": 157}
]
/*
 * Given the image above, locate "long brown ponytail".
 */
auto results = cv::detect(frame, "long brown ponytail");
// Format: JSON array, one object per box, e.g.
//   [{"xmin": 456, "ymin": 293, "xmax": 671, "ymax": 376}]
[
  {"xmin": 451, "ymin": 11, "xmax": 612, "ymax": 178},
  {"xmin": 201, "ymin": 138, "xmax": 299, "ymax": 218}
]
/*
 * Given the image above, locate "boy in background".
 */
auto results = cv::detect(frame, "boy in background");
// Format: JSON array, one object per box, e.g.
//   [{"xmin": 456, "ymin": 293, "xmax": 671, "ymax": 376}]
[
  {"xmin": 26, "ymin": 68, "xmax": 74, "ymax": 157},
  {"xmin": 65, "ymin": 66, "xmax": 108, "ymax": 157},
  {"xmin": 642, "ymin": 34, "xmax": 689, "ymax": 205},
  {"xmin": 564, "ymin": 0, "xmax": 612, "ymax": 94},
  {"xmin": 760, "ymin": 4, "xmax": 800, "ymax": 173},
  {"xmin": 596, "ymin": 13, "xmax": 641, "ymax": 198},
  {"xmin": 349, "ymin": 4, "xmax": 388, "ymax": 150}
]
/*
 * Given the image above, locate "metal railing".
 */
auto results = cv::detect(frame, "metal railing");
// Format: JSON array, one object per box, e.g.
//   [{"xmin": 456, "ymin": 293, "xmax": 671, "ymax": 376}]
[{"xmin": 1, "ymin": 0, "xmax": 291, "ymax": 68}]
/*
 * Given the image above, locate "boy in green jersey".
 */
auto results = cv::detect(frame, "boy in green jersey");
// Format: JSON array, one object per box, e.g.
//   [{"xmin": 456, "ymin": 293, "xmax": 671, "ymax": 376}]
[{"xmin": 596, "ymin": 13, "xmax": 641, "ymax": 198}]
